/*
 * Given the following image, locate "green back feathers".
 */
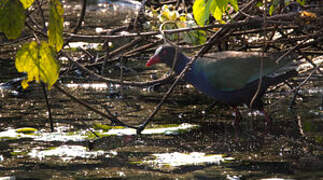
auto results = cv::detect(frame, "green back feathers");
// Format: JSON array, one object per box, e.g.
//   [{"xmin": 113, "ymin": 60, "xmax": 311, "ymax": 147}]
[{"xmin": 194, "ymin": 51, "xmax": 293, "ymax": 91}]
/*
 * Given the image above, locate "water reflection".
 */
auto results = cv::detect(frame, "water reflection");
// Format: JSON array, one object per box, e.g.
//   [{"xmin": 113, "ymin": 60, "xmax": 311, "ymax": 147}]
[{"xmin": 85, "ymin": 0, "xmax": 141, "ymax": 25}]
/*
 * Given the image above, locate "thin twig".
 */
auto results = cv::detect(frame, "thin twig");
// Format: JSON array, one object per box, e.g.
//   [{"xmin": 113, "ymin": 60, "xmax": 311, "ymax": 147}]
[
  {"xmin": 133, "ymin": 0, "xmax": 147, "ymax": 31},
  {"xmin": 61, "ymin": 52, "xmax": 175, "ymax": 87},
  {"xmin": 35, "ymin": 0, "xmax": 46, "ymax": 31},
  {"xmin": 249, "ymin": 0, "xmax": 267, "ymax": 109},
  {"xmin": 72, "ymin": 0, "xmax": 87, "ymax": 34},
  {"xmin": 101, "ymin": 37, "xmax": 142, "ymax": 75},
  {"xmin": 42, "ymin": 83, "xmax": 54, "ymax": 132},
  {"xmin": 269, "ymin": 61, "xmax": 322, "ymax": 108},
  {"xmin": 53, "ymin": 83, "xmax": 137, "ymax": 129},
  {"xmin": 67, "ymin": 12, "xmax": 299, "ymax": 42}
]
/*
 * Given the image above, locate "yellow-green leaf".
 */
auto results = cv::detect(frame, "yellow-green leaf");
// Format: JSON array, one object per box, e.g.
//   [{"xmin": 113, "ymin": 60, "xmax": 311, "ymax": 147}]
[
  {"xmin": 19, "ymin": 0, "xmax": 34, "ymax": 9},
  {"xmin": 296, "ymin": 0, "xmax": 305, "ymax": 6},
  {"xmin": 256, "ymin": 1, "xmax": 263, "ymax": 7},
  {"xmin": 15, "ymin": 41, "xmax": 60, "ymax": 89},
  {"xmin": 48, "ymin": 0, "xmax": 64, "ymax": 52},
  {"xmin": 211, "ymin": 0, "xmax": 225, "ymax": 23},
  {"xmin": 193, "ymin": 0, "xmax": 239, "ymax": 25},
  {"xmin": 16, "ymin": 127, "xmax": 38, "ymax": 134},
  {"xmin": 269, "ymin": 4, "xmax": 275, "ymax": 16},
  {"xmin": 193, "ymin": 0, "xmax": 211, "ymax": 26},
  {"xmin": 0, "ymin": 0, "xmax": 25, "ymax": 39},
  {"xmin": 269, "ymin": 0, "xmax": 280, "ymax": 16}
]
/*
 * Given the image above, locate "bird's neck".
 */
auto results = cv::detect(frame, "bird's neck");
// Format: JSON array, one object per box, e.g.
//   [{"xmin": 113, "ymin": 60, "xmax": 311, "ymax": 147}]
[{"xmin": 168, "ymin": 53, "xmax": 191, "ymax": 74}]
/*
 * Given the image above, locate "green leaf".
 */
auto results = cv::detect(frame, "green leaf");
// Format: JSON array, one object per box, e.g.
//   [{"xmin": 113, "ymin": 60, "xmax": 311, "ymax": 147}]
[
  {"xmin": 193, "ymin": 0, "xmax": 239, "ymax": 26},
  {"xmin": 15, "ymin": 41, "xmax": 60, "ymax": 89},
  {"xmin": 269, "ymin": 0, "xmax": 280, "ymax": 16},
  {"xmin": 211, "ymin": 0, "xmax": 225, "ymax": 23},
  {"xmin": 296, "ymin": 0, "xmax": 306, "ymax": 6},
  {"xmin": 269, "ymin": 4, "xmax": 275, "ymax": 16},
  {"xmin": 0, "ymin": 0, "xmax": 25, "ymax": 39},
  {"xmin": 19, "ymin": 0, "xmax": 35, "ymax": 9},
  {"xmin": 93, "ymin": 123, "xmax": 113, "ymax": 131},
  {"xmin": 256, "ymin": 1, "xmax": 263, "ymax": 7},
  {"xmin": 48, "ymin": 0, "xmax": 64, "ymax": 52},
  {"xmin": 193, "ymin": 0, "xmax": 211, "ymax": 26}
]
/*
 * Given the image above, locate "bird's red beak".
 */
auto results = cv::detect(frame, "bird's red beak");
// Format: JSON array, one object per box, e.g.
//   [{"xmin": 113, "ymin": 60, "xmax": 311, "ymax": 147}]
[{"xmin": 146, "ymin": 55, "xmax": 161, "ymax": 67}]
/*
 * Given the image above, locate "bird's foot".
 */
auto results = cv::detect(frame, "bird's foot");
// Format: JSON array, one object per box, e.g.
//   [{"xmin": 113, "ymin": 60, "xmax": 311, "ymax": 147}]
[
  {"xmin": 263, "ymin": 110, "xmax": 273, "ymax": 133},
  {"xmin": 233, "ymin": 116, "xmax": 242, "ymax": 127},
  {"xmin": 136, "ymin": 125, "xmax": 145, "ymax": 135},
  {"xmin": 232, "ymin": 107, "xmax": 243, "ymax": 128}
]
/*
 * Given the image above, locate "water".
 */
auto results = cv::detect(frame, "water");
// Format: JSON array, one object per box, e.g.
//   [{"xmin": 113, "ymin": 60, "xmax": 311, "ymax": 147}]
[{"xmin": 0, "ymin": 75, "xmax": 322, "ymax": 179}]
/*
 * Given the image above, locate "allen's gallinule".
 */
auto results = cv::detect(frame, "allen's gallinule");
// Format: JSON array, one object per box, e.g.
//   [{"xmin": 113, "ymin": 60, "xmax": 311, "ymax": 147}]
[{"xmin": 146, "ymin": 45, "xmax": 297, "ymax": 125}]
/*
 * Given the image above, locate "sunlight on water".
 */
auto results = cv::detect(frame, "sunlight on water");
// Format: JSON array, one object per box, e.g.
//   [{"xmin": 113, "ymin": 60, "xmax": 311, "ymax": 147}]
[
  {"xmin": 0, "ymin": 124, "xmax": 198, "ymax": 141},
  {"xmin": 34, "ymin": 130, "xmax": 89, "ymax": 142},
  {"xmin": 0, "ymin": 126, "xmax": 89, "ymax": 142},
  {"xmin": 64, "ymin": 83, "xmax": 120, "ymax": 90},
  {"xmin": 28, "ymin": 145, "xmax": 116, "ymax": 161},
  {"xmin": 68, "ymin": 42, "xmax": 103, "ymax": 50},
  {"xmin": 299, "ymin": 87, "xmax": 323, "ymax": 94},
  {"xmin": 297, "ymin": 56, "xmax": 323, "ymax": 72},
  {"xmin": 226, "ymin": 174, "xmax": 242, "ymax": 180},
  {"xmin": 142, "ymin": 152, "xmax": 233, "ymax": 167},
  {"xmin": 0, "ymin": 128, "xmax": 36, "ymax": 139},
  {"xmin": 87, "ymin": 0, "xmax": 141, "ymax": 14},
  {"xmin": 65, "ymin": 83, "xmax": 108, "ymax": 89},
  {"xmin": 102, "ymin": 123, "xmax": 199, "ymax": 136},
  {"xmin": 0, "ymin": 177, "xmax": 15, "ymax": 180},
  {"xmin": 260, "ymin": 178, "xmax": 295, "ymax": 180}
]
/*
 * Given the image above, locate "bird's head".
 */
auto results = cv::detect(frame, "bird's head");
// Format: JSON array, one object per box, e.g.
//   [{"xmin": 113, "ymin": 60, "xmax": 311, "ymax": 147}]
[{"xmin": 146, "ymin": 45, "xmax": 177, "ymax": 67}]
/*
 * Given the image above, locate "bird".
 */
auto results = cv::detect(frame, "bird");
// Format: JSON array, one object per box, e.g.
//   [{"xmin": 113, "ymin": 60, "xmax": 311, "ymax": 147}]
[{"xmin": 146, "ymin": 44, "xmax": 297, "ymax": 126}]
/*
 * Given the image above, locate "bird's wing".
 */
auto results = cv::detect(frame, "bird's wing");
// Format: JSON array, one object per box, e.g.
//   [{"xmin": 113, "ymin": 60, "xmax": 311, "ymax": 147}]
[{"xmin": 195, "ymin": 51, "xmax": 291, "ymax": 91}]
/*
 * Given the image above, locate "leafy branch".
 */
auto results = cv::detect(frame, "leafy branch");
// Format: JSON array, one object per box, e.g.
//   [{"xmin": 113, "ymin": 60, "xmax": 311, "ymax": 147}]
[
  {"xmin": 0, "ymin": 0, "xmax": 62, "ymax": 89},
  {"xmin": 193, "ymin": 0, "xmax": 239, "ymax": 26}
]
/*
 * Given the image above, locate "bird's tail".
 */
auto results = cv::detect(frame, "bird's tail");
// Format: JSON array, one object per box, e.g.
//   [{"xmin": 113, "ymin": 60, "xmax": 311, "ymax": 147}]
[{"xmin": 266, "ymin": 70, "xmax": 298, "ymax": 86}]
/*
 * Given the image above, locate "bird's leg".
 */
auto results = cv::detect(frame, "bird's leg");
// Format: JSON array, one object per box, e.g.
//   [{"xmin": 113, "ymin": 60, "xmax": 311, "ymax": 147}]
[
  {"xmin": 232, "ymin": 106, "xmax": 242, "ymax": 127},
  {"xmin": 260, "ymin": 108, "xmax": 272, "ymax": 130}
]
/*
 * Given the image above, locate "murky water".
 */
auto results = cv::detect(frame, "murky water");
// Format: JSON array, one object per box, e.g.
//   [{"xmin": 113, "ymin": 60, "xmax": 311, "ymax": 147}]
[
  {"xmin": 1, "ymin": 0, "xmax": 323, "ymax": 179},
  {"xmin": 0, "ymin": 71, "xmax": 322, "ymax": 179}
]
